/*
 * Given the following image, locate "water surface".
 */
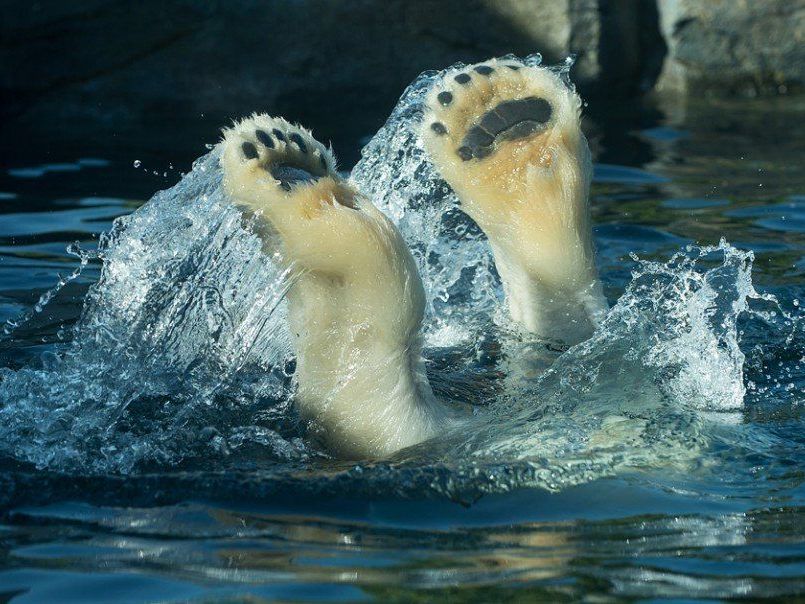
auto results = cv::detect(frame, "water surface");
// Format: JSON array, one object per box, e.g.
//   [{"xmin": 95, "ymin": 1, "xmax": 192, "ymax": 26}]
[{"xmin": 0, "ymin": 63, "xmax": 803, "ymax": 601}]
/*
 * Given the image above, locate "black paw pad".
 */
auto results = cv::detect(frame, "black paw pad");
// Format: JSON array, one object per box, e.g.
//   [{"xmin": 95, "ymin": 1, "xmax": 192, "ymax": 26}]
[
  {"xmin": 256, "ymin": 130, "xmax": 274, "ymax": 148},
  {"xmin": 457, "ymin": 96, "xmax": 553, "ymax": 161},
  {"xmin": 437, "ymin": 91, "xmax": 453, "ymax": 106},
  {"xmin": 289, "ymin": 133, "xmax": 307, "ymax": 153},
  {"xmin": 272, "ymin": 129, "xmax": 286, "ymax": 142},
  {"xmin": 271, "ymin": 165, "xmax": 317, "ymax": 191},
  {"xmin": 430, "ymin": 122, "xmax": 447, "ymax": 135},
  {"xmin": 454, "ymin": 73, "xmax": 471, "ymax": 85},
  {"xmin": 241, "ymin": 141, "xmax": 258, "ymax": 160},
  {"xmin": 474, "ymin": 65, "xmax": 494, "ymax": 76}
]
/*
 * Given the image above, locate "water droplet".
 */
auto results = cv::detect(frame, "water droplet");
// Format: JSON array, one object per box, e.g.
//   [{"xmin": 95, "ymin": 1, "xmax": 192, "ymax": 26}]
[{"xmin": 133, "ymin": 160, "xmax": 141, "ymax": 168}]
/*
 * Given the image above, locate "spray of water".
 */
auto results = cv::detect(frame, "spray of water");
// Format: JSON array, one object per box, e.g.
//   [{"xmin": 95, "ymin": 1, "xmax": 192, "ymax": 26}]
[{"xmin": 0, "ymin": 57, "xmax": 800, "ymax": 498}]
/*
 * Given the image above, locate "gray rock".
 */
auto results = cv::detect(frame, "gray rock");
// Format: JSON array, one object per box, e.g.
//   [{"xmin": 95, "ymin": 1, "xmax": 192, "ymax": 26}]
[
  {"xmin": 657, "ymin": 0, "xmax": 805, "ymax": 96},
  {"xmin": 0, "ymin": 0, "xmax": 801, "ymax": 163},
  {"xmin": 0, "ymin": 0, "xmax": 653, "ymax": 159}
]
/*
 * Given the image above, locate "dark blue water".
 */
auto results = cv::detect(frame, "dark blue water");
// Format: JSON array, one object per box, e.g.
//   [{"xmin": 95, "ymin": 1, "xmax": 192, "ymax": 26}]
[{"xmin": 0, "ymin": 90, "xmax": 803, "ymax": 602}]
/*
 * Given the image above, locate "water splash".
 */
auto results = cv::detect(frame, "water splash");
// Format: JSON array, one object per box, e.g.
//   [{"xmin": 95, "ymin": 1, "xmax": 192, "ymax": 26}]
[
  {"xmin": 2, "ymin": 242, "xmax": 97, "ymax": 338},
  {"xmin": 407, "ymin": 242, "xmax": 765, "ymax": 491},
  {"xmin": 0, "ymin": 58, "xmax": 801, "ymax": 500},
  {"xmin": 0, "ymin": 152, "xmax": 305, "ymax": 473}
]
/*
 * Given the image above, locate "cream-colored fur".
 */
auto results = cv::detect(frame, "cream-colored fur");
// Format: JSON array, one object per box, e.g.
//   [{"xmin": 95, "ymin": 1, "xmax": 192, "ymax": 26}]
[
  {"xmin": 220, "ymin": 115, "xmax": 450, "ymax": 458},
  {"xmin": 422, "ymin": 59, "xmax": 607, "ymax": 344}
]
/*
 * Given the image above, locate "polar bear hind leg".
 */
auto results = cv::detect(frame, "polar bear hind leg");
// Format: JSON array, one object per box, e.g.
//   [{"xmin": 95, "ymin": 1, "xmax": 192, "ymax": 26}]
[
  {"xmin": 221, "ymin": 115, "xmax": 449, "ymax": 458},
  {"xmin": 421, "ymin": 59, "xmax": 607, "ymax": 345}
]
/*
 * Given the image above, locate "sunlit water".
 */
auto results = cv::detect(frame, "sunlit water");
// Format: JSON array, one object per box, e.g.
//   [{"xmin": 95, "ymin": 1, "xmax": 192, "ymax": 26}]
[{"xmin": 0, "ymin": 59, "xmax": 803, "ymax": 601}]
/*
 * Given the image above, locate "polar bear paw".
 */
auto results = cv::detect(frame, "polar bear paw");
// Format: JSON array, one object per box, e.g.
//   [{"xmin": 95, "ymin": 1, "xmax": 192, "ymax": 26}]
[
  {"xmin": 221, "ymin": 114, "xmax": 335, "ymax": 195},
  {"xmin": 221, "ymin": 114, "xmax": 420, "ymax": 284},
  {"xmin": 421, "ymin": 59, "xmax": 605, "ymax": 344},
  {"xmin": 420, "ymin": 58, "xmax": 594, "ymax": 268},
  {"xmin": 425, "ymin": 61, "xmax": 554, "ymax": 163},
  {"xmin": 220, "ymin": 114, "xmax": 362, "ymax": 222},
  {"xmin": 219, "ymin": 115, "xmax": 443, "ymax": 459},
  {"xmin": 220, "ymin": 115, "xmax": 373, "ymax": 263},
  {"xmin": 421, "ymin": 58, "xmax": 588, "ymax": 201}
]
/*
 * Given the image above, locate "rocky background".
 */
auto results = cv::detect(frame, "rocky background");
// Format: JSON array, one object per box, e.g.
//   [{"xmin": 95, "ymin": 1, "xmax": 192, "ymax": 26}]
[{"xmin": 2, "ymin": 0, "xmax": 804, "ymax": 165}]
